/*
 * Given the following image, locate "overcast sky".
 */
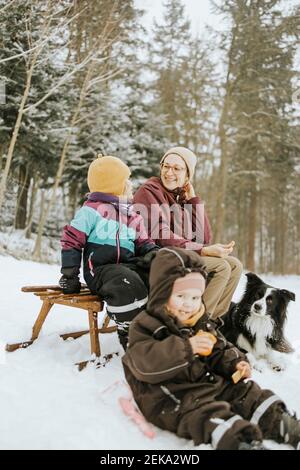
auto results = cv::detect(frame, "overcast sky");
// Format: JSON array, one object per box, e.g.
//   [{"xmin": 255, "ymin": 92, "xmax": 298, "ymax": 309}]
[
  {"xmin": 134, "ymin": 0, "xmax": 222, "ymax": 35},
  {"xmin": 134, "ymin": 0, "xmax": 300, "ymax": 38}
]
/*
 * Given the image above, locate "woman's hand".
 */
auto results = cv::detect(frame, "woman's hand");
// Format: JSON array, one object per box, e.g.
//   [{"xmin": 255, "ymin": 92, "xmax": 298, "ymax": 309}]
[
  {"xmin": 183, "ymin": 182, "xmax": 196, "ymax": 200},
  {"xmin": 201, "ymin": 241, "xmax": 235, "ymax": 258},
  {"xmin": 189, "ymin": 335, "xmax": 215, "ymax": 356}
]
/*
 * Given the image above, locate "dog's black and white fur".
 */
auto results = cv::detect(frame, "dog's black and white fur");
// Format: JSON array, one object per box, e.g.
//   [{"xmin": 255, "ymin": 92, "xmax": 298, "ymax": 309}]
[{"xmin": 220, "ymin": 273, "xmax": 295, "ymax": 370}]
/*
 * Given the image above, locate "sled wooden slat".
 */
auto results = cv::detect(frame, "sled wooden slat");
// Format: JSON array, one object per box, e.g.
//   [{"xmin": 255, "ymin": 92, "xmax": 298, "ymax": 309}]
[
  {"xmin": 60, "ymin": 326, "xmax": 117, "ymax": 341},
  {"xmin": 21, "ymin": 285, "xmax": 65, "ymax": 292},
  {"xmin": 33, "ymin": 291, "xmax": 94, "ymax": 300},
  {"xmin": 52, "ymin": 300, "xmax": 101, "ymax": 311},
  {"xmin": 21, "ymin": 284, "xmax": 88, "ymax": 293},
  {"xmin": 6, "ymin": 285, "xmax": 117, "ymax": 370}
]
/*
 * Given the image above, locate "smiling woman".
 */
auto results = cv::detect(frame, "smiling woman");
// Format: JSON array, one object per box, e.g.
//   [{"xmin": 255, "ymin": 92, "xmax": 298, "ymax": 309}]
[
  {"xmin": 160, "ymin": 157, "xmax": 194, "ymax": 202},
  {"xmin": 160, "ymin": 149, "xmax": 195, "ymax": 194},
  {"xmin": 133, "ymin": 146, "xmax": 243, "ymax": 320},
  {"xmin": 160, "ymin": 159, "xmax": 187, "ymax": 190}
]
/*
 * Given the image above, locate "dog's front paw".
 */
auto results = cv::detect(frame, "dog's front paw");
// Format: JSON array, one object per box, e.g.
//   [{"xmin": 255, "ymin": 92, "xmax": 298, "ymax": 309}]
[
  {"xmin": 252, "ymin": 362, "xmax": 264, "ymax": 373},
  {"xmin": 246, "ymin": 353, "xmax": 264, "ymax": 372},
  {"xmin": 267, "ymin": 351, "xmax": 287, "ymax": 372}
]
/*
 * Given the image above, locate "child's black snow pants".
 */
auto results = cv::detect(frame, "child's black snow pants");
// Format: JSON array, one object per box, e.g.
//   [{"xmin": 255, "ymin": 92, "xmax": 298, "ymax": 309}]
[
  {"xmin": 87, "ymin": 263, "xmax": 149, "ymax": 350},
  {"xmin": 177, "ymin": 379, "xmax": 286, "ymax": 450}
]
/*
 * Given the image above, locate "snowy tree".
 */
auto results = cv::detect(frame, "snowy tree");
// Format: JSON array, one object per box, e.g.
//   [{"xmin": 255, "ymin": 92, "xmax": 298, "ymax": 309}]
[
  {"xmin": 212, "ymin": 0, "xmax": 300, "ymax": 271},
  {"xmin": 149, "ymin": 0, "xmax": 192, "ymax": 143}
]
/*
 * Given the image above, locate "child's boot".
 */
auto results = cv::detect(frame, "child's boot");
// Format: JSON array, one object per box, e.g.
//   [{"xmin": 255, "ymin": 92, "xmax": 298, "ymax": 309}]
[
  {"xmin": 279, "ymin": 412, "xmax": 300, "ymax": 449},
  {"xmin": 238, "ymin": 440, "xmax": 268, "ymax": 450}
]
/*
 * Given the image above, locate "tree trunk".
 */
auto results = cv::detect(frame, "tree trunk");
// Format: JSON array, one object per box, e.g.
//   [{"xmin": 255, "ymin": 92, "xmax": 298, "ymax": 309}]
[
  {"xmin": 0, "ymin": 143, "xmax": 5, "ymax": 170},
  {"xmin": 296, "ymin": 204, "xmax": 300, "ymax": 274},
  {"xmin": 237, "ymin": 189, "xmax": 246, "ymax": 265},
  {"xmin": 246, "ymin": 186, "xmax": 257, "ymax": 271},
  {"xmin": 68, "ymin": 180, "xmax": 79, "ymax": 219},
  {"xmin": 33, "ymin": 189, "xmax": 45, "ymax": 260},
  {"xmin": 25, "ymin": 175, "xmax": 39, "ymax": 239},
  {"xmin": 274, "ymin": 196, "xmax": 286, "ymax": 274},
  {"xmin": 214, "ymin": 28, "xmax": 237, "ymax": 242},
  {"xmin": 258, "ymin": 193, "xmax": 264, "ymax": 273},
  {"xmin": 214, "ymin": 103, "xmax": 229, "ymax": 242},
  {"xmin": 0, "ymin": 49, "xmax": 40, "ymax": 212},
  {"xmin": 14, "ymin": 164, "xmax": 29, "ymax": 229}
]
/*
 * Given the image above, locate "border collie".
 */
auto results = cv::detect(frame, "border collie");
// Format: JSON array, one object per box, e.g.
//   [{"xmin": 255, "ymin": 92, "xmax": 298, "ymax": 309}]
[{"xmin": 220, "ymin": 273, "xmax": 295, "ymax": 370}]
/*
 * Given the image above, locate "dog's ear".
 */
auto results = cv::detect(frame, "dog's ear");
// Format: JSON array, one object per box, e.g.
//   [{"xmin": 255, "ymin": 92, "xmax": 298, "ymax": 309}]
[
  {"xmin": 245, "ymin": 272, "xmax": 264, "ymax": 286},
  {"xmin": 280, "ymin": 289, "xmax": 295, "ymax": 302}
]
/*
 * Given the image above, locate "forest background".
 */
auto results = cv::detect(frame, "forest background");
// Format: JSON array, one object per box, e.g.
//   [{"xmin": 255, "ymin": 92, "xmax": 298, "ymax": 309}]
[{"xmin": 0, "ymin": 0, "xmax": 299, "ymax": 274}]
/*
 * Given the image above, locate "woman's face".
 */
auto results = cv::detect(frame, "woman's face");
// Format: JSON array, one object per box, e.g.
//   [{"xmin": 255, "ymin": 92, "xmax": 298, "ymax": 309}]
[{"xmin": 160, "ymin": 154, "xmax": 187, "ymax": 190}]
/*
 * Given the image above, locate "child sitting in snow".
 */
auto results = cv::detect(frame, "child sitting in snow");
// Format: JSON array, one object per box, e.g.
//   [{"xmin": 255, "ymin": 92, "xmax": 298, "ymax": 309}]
[
  {"xmin": 59, "ymin": 155, "xmax": 158, "ymax": 350},
  {"xmin": 122, "ymin": 247, "xmax": 300, "ymax": 450}
]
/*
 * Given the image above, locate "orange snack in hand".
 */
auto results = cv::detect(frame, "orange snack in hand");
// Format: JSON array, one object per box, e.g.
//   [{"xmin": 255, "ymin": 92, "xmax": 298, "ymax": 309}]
[
  {"xmin": 196, "ymin": 330, "xmax": 217, "ymax": 356},
  {"xmin": 232, "ymin": 367, "xmax": 247, "ymax": 384}
]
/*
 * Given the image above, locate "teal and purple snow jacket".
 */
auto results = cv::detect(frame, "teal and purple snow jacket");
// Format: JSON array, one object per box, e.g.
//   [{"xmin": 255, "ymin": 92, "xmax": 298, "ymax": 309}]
[{"xmin": 61, "ymin": 192, "xmax": 158, "ymax": 285}]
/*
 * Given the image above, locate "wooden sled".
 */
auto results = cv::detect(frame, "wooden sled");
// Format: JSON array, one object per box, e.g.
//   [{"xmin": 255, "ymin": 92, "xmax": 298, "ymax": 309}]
[{"xmin": 6, "ymin": 284, "xmax": 118, "ymax": 370}]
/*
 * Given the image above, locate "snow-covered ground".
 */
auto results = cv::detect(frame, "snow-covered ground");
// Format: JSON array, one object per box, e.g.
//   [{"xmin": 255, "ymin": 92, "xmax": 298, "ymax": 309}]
[{"xmin": 0, "ymin": 254, "xmax": 299, "ymax": 450}]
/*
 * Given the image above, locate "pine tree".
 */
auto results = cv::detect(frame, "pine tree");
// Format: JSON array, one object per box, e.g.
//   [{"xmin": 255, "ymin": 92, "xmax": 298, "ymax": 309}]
[
  {"xmin": 62, "ymin": 0, "xmax": 168, "ymax": 215},
  {"xmin": 213, "ymin": 0, "xmax": 300, "ymax": 271},
  {"xmin": 149, "ymin": 0, "xmax": 192, "ymax": 143},
  {"xmin": 148, "ymin": 0, "xmax": 218, "ymax": 197},
  {"xmin": 60, "ymin": 0, "xmax": 146, "ymax": 211},
  {"xmin": 175, "ymin": 36, "xmax": 220, "ymax": 205},
  {"xmin": 0, "ymin": 0, "xmax": 65, "ymax": 229}
]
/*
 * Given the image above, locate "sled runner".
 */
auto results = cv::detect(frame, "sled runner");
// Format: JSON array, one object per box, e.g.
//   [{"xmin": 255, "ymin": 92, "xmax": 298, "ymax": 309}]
[
  {"xmin": 119, "ymin": 396, "xmax": 156, "ymax": 439},
  {"xmin": 6, "ymin": 284, "xmax": 117, "ymax": 370}
]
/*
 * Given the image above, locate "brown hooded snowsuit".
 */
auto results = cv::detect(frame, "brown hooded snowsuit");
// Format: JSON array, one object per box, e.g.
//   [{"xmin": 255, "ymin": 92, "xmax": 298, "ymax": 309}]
[{"xmin": 122, "ymin": 247, "xmax": 286, "ymax": 450}]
